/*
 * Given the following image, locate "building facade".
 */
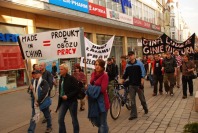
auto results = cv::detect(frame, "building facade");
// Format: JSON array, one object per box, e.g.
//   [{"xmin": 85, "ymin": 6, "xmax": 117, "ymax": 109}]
[{"xmin": 0, "ymin": 0, "xmax": 163, "ymax": 91}]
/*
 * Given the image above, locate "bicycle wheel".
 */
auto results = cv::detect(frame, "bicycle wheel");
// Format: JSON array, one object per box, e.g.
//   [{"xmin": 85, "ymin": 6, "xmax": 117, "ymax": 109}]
[
  {"xmin": 50, "ymin": 85, "xmax": 57, "ymax": 98},
  {"xmin": 110, "ymin": 96, "xmax": 121, "ymax": 120},
  {"xmin": 125, "ymin": 93, "xmax": 132, "ymax": 110}
]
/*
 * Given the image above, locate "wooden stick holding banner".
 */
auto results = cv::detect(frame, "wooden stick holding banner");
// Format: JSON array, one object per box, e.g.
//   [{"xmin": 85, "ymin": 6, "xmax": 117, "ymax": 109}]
[{"xmin": 17, "ymin": 36, "xmax": 32, "ymax": 86}]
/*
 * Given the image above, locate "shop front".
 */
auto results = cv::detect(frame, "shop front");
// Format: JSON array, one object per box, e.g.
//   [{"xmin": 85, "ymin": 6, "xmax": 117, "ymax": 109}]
[{"xmin": 0, "ymin": 24, "xmax": 27, "ymax": 91}]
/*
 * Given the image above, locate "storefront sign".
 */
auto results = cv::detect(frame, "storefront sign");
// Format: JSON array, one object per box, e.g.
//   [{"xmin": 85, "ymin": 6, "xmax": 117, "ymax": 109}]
[
  {"xmin": 80, "ymin": 36, "xmax": 114, "ymax": 69},
  {"xmin": 107, "ymin": 9, "xmax": 133, "ymax": 24},
  {"xmin": 133, "ymin": 17, "xmax": 151, "ymax": 29},
  {"xmin": 0, "ymin": 46, "xmax": 25, "ymax": 71},
  {"xmin": 0, "ymin": 33, "xmax": 19, "ymax": 42},
  {"xmin": 113, "ymin": 0, "xmax": 132, "ymax": 13},
  {"xmin": 49, "ymin": 0, "xmax": 89, "ymax": 13},
  {"xmin": 133, "ymin": 18, "xmax": 161, "ymax": 31},
  {"xmin": 151, "ymin": 24, "xmax": 161, "ymax": 31},
  {"xmin": 142, "ymin": 33, "xmax": 195, "ymax": 55},
  {"xmin": 18, "ymin": 27, "xmax": 84, "ymax": 59},
  {"xmin": 89, "ymin": 2, "xmax": 106, "ymax": 18}
]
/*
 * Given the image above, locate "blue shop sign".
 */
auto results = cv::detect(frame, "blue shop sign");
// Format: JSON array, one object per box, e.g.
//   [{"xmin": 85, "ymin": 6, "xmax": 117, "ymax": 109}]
[
  {"xmin": 113, "ymin": 0, "xmax": 132, "ymax": 13},
  {"xmin": 49, "ymin": 0, "xmax": 89, "ymax": 13},
  {"xmin": 0, "ymin": 33, "xmax": 19, "ymax": 42}
]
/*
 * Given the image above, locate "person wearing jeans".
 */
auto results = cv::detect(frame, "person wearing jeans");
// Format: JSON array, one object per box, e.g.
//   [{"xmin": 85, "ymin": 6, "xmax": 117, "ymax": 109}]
[
  {"xmin": 122, "ymin": 51, "xmax": 148, "ymax": 120},
  {"xmin": 56, "ymin": 64, "xmax": 80, "ymax": 133},
  {"xmin": 58, "ymin": 99, "xmax": 79, "ymax": 133},
  {"xmin": 181, "ymin": 54, "xmax": 195, "ymax": 99}
]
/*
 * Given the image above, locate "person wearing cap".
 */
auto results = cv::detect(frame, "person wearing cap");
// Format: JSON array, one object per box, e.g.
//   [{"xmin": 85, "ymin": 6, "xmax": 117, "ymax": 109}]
[
  {"xmin": 28, "ymin": 70, "xmax": 52, "ymax": 133},
  {"xmin": 121, "ymin": 51, "xmax": 148, "ymax": 120},
  {"xmin": 161, "ymin": 51, "xmax": 177, "ymax": 96}
]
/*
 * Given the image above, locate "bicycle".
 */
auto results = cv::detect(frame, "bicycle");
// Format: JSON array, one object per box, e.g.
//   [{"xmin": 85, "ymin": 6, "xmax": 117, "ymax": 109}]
[{"xmin": 110, "ymin": 78, "xmax": 132, "ymax": 120}]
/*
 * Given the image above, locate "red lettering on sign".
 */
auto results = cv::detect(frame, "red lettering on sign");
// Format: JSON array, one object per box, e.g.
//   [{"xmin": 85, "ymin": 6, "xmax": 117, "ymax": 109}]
[{"xmin": 57, "ymin": 48, "xmax": 76, "ymax": 55}]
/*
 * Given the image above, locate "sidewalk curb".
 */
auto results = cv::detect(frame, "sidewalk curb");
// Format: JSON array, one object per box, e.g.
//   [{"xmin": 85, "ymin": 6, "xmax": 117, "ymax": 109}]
[{"xmin": 0, "ymin": 86, "xmax": 28, "ymax": 96}]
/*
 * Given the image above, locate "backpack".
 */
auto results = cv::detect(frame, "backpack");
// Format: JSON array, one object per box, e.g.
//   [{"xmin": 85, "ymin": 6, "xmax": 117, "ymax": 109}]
[
  {"xmin": 164, "ymin": 58, "xmax": 175, "ymax": 73},
  {"xmin": 77, "ymin": 81, "xmax": 86, "ymax": 100}
]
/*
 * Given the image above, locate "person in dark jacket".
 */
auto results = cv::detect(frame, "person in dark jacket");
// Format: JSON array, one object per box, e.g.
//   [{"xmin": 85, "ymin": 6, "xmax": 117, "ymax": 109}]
[
  {"xmin": 56, "ymin": 64, "xmax": 80, "ymax": 133},
  {"xmin": 162, "ymin": 52, "xmax": 177, "ymax": 96},
  {"xmin": 51, "ymin": 61, "xmax": 57, "ymax": 77},
  {"xmin": 106, "ymin": 58, "xmax": 117, "ymax": 102},
  {"xmin": 28, "ymin": 70, "xmax": 52, "ymax": 133},
  {"xmin": 193, "ymin": 48, "xmax": 198, "ymax": 76},
  {"xmin": 122, "ymin": 51, "xmax": 148, "ymax": 120},
  {"xmin": 39, "ymin": 62, "xmax": 53, "ymax": 96}
]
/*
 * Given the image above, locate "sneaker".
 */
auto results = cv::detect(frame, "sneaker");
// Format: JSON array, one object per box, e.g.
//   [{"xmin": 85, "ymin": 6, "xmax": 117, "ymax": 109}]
[
  {"xmin": 170, "ymin": 93, "xmax": 174, "ymax": 96},
  {"xmin": 42, "ymin": 119, "xmax": 47, "ymax": 123},
  {"xmin": 165, "ymin": 92, "xmax": 168, "ymax": 95},
  {"xmin": 152, "ymin": 93, "xmax": 157, "ymax": 96},
  {"xmin": 45, "ymin": 127, "xmax": 52, "ymax": 133},
  {"xmin": 80, "ymin": 107, "xmax": 85, "ymax": 111},
  {"xmin": 144, "ymin": 109, "xmax": 148, "ymax": 114},
  {"xmin": 128, "ymin": 116, "xmax": 137, "ymax": 120},
  {"xmin": 182, "ymin": 96, "xmax": 187, "ymax": 99}
]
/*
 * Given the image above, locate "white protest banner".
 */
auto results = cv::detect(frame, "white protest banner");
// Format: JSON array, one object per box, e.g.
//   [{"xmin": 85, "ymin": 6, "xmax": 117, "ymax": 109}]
[
  {"xmin": 80, "ymin": 36, "xmax": 114, "ymax": 69},
  {"xmin": 18, "ymin": 27, "xmax": 85, "ymax": 59}
]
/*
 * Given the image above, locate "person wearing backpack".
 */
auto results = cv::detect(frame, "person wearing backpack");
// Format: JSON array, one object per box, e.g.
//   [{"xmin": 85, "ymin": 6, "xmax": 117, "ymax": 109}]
[
  {"xmin": 161, "ymin": 52, "xmax": 177, "ymax": 96},
  {"xmin": 56, "ymin": 64, "xmax": 80, "ymax": 133}
]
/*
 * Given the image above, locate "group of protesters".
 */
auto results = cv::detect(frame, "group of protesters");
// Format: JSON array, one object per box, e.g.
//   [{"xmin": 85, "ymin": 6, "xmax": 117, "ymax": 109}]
[
  {"xmin": 27, "ymin": 48, "xmax": 198, "ymax": 133},
  {"xmin": 142, "ymin": 49, "xmax": 196, "ymax": 99}
]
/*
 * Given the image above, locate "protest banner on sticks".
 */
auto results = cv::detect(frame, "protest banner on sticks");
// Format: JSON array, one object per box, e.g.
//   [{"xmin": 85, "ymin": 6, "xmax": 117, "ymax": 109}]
[
  {"xmin": 80, "ymin": 36, "xmax": 114, "ymax": 69},
  {"xmin": 142, "ymin": 33, "xmax": 195, "ymax": 55},
  {"xmin": 17, "ymin": 27, "xmax": 86, "ymax": 83}
]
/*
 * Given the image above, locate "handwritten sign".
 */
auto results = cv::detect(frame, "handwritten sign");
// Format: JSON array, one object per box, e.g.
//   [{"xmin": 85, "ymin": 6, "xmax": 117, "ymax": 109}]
[
  {"xmin": 80, "ymin": 36, "xmax": 114, "ymax": 69},
  {"xmin": 18, "ymin": 28, "xmax": 84, "ymax": 59}
]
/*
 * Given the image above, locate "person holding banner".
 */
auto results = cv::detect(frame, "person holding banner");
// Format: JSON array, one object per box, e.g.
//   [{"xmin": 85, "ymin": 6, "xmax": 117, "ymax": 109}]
[
  {"xmin": 88, "ymin": 59, "xmax": 110, "ymax": 133},
  {"xmin": 28, "ymin": 70, "xmax": 52, "ymax": 133},
  {"xmin": 162, "ymin": 52, "xmax": 177, "ymax": 96},
  {"xmin": 56, "ymin": 64, "xmax": 80, "ymax": 133}
]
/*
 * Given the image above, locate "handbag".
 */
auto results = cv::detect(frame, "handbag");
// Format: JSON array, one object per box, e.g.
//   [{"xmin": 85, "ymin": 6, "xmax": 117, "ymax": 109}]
[
  {"xmin": 190, "ymin": 71, "xmax": 197, "ymax": 79},
  {"xmin": 39, "ymin": 96, "xmax": 52, "ymax": 110},
  {"xmin": 77, "ymin": 81, "xmax": 86, "ymax": 100},
  {"xmin": 184, "ymin": 62, "xmax": 197, "ymax": 79}
]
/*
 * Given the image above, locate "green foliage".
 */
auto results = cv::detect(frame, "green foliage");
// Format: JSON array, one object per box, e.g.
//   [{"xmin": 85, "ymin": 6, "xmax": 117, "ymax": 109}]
[{"xmin": 183, "ymin": 122, "xmax": 198, "ymax": 133}]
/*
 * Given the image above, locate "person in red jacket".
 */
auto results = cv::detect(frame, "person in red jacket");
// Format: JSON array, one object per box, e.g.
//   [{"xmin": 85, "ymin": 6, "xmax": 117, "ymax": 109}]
[{"xmin": 89, "ymin": 59, "xmax": 110, "ymax": 133}]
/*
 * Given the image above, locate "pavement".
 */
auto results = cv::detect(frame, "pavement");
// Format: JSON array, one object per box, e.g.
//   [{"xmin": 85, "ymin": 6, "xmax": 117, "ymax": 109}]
[{"xmin": 0, "ymin": 79, "xmax": 198, "ymax": 133}]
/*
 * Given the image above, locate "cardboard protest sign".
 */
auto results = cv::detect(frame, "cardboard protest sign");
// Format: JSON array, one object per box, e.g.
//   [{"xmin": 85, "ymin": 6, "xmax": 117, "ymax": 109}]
[
  {"xmin": 80, "ymin": 36, "xmax": 114, "ymax": 69},
  {"xmin": 18, "ymin": 27, "xmax": 85, "ymax": 59},
  {"xmin": 142, "ymin": 33, "xmax": 195, "ymax": 55}
]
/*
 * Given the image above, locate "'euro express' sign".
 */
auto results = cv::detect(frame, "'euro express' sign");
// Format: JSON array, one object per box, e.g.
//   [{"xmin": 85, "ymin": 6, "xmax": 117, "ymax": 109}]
[
  {"xmin": 0, "ymin": 33, "xmax": 19, "ymax": 42},
  {"xmin": 113, "ymin": 0, "xmax": 132, "ymax": 13}
]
